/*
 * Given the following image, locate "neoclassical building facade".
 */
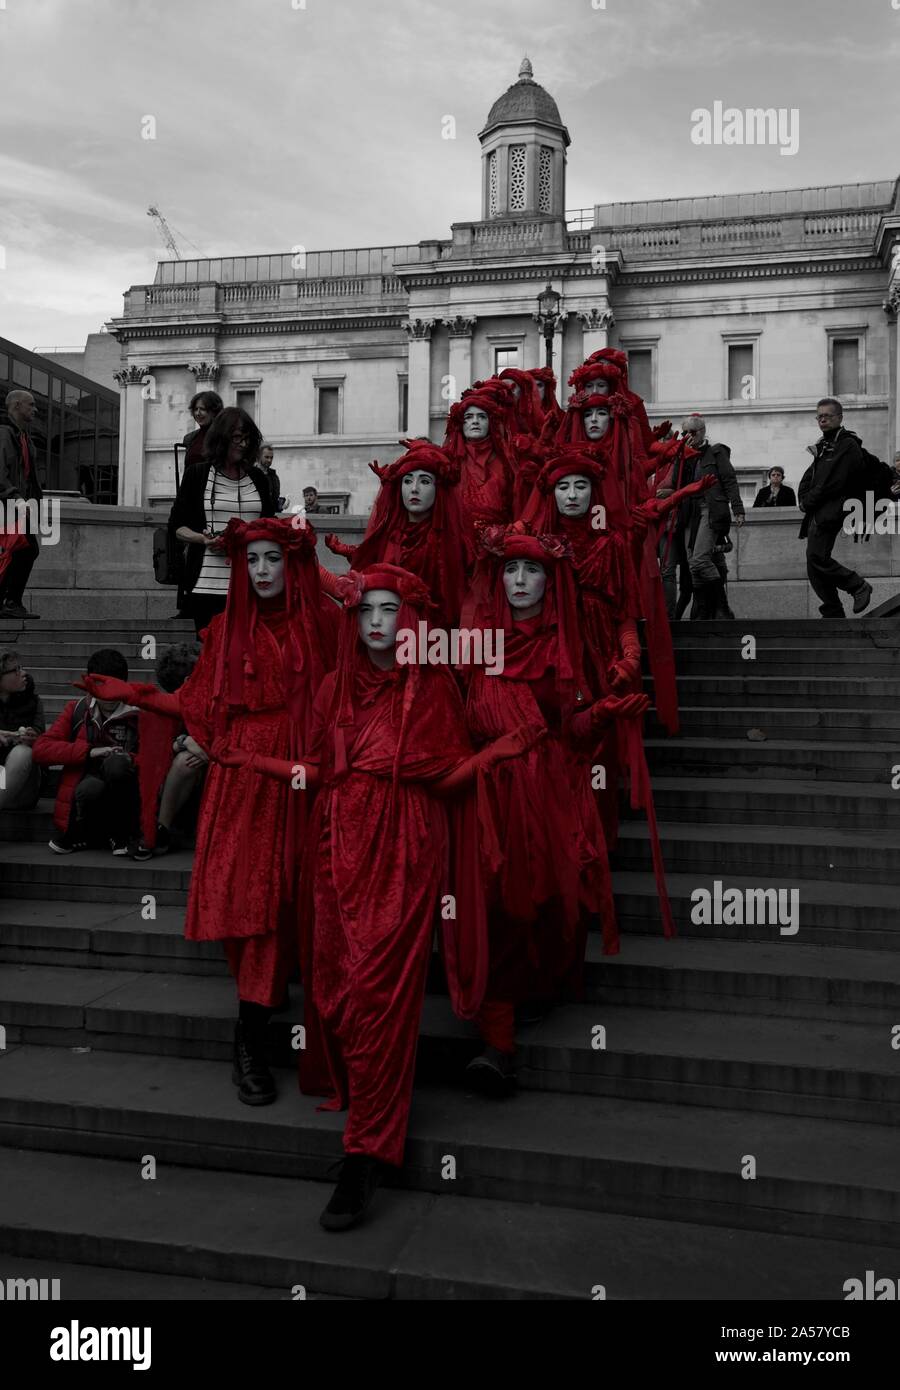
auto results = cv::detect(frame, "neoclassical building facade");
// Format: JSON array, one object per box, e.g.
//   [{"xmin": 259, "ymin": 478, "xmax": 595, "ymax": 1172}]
[{"xmin": 109, "ymin": 58, "xmax": 900, "ymax": 512}]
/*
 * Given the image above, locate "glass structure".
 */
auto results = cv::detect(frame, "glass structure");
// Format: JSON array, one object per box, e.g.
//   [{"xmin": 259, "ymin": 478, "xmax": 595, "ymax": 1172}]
[{"xmin": 0, "ymin": 337, "xmax": 120, "ymax": 503}]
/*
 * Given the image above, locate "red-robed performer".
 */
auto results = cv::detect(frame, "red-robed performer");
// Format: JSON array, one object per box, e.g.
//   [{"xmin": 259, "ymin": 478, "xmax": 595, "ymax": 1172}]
[
  {"xmin": 461, "ymin": 524, "xmax": 648, "ymax": 1095},
  {"xmin": 497, "ymin": 367, "xmax": 555, "ymax": 514},
  {"xmin": 212, "ymin": 562, "xmax": 539, "ymax": 1230},
  {"xmin": 442, "ymin": 382, "xmax": 517, "ymax": 545},
  {"xmin": 77, "ymin": 517, "xmax": 337, "ymax": 1106},
  {"xmin": 322, "ymin": 439, "xmax": 469, "ymax": 626},
  {"xmin": 528, "ymin": 365, "xmax": 564, "ymax": 431}
]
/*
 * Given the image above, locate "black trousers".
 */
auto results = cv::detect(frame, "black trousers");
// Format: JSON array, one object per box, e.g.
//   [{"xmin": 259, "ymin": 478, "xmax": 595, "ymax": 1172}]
[
  {"xmin": 805, "ymin": 518, "xmax": 864, "ymax": 613},
  {"xmin": 73, "ymin": 755, "xmax": 140, "ymax": 840},
  {"xmin": 190, "ymin": 592, "xmax": 227, "ymax": 636},
  {"xmin": 0, "ymin": 534, "xmax": 39, "ymax": 605}
]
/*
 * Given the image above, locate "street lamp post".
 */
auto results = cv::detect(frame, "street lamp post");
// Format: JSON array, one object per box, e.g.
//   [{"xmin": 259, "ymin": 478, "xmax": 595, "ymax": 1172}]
[{"xmin": 533, "ymin": 283, "xmax": 563, "ymax": 371}]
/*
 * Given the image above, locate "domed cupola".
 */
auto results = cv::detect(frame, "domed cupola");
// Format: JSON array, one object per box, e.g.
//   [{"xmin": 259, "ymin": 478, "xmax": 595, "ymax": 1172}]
[{"xmin": 478, "ymin": 57, "xmax": 570, "ymax": 220}]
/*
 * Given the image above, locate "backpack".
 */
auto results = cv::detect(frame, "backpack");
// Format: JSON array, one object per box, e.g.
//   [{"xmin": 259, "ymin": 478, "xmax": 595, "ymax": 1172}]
[{"xmin": 847, "ymin": 446, "xmax": 896, "ymax": 506}]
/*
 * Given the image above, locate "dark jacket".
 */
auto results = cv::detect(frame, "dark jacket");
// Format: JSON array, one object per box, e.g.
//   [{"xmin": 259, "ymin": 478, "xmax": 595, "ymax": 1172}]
[
  {"xmin": 753, "ymin": 483, "xmax": 797, "ymax": 508},
  {"xmin": 0, "ymin": 425, "xmax": 43, "ymax": 503},
  {"xmin": 0, "ymin": 673, "xmax": 46, "ymax": 735},
  {"xmin": 167, "ymin": 462, "xmax": 275, "ymax": 596},
  {"xmin": 797, "ymin": 428, "xmax": 863, "ymax": 538},
  {"xmin": 686, "ymin": 440, "xmax": 744, "ymax": 539},
  {"xmin": 33, "ymin": 696, "xmax": 139, "ymax": 834}
]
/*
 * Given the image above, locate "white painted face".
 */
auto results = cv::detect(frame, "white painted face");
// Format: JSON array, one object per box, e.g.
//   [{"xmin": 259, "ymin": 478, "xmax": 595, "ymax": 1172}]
[
  {"xmin": 582, "ymin": 406, "xmax": 610, "ymax": 441},
  {"xmin": 246, "ymin": 540, "xmax": 285, "ymax": 599},
  {"xmin": 503, "ymin": 558, "xmax": 547, "ymax": 613},
  {"xmin": 401, "ymin": 469, "xmax": 436, "ymax": 517},
  {"xmin": 358, "ymin": 589, "xmax": 401, "ymax": 653},
  {"xmin": 535, "ymin": 379, "xmax": 546, "ymax": 401},
  {"xmin": 584, "ymin": 377, "xmax": 611, "ymax": 395},
  {"xmin": 554, "ymin": 473, "xmax": 592, "ymax": 518},
  {"xmin": 462, "ymin": 407, "xmax": 490, "ymax": 440}
]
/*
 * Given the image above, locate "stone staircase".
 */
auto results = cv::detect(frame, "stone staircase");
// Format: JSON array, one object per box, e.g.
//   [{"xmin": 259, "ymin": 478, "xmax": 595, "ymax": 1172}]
[{"xmin": 0, "ymin": 614, "xmax": 899, "ymax": 1299}]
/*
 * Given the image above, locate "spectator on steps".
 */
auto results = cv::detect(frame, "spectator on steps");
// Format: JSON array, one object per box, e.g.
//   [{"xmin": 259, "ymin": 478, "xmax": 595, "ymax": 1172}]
[
  {"xmin": 302, "ymin": 485, "xmax": 325, "ymax": 514},
  {"xmin": 182, "ymin": 391, "xmax": 224, "ymax": 469},
  {"xmin": 131, "ymin": 641, "xmax": 206, "ymax": 858},
  {"xmin": 256, "ymin": 443, "xmax": 284, "ymax": 512},
  {"xmin": 752, "ymin": 467, "xmax": 797, "ymax": 508},
  {"xmin": 798, "ymin": 398, "xmax": 872, "ymax": 618},
  {"xmin": 0, "ymin": 389, "xmax": 42, "ymax": 620},
  {"xmin": 168, "ymin": 406, "xmax": 275, "ymax": 636},
  {"xmin": 680, "ymin": 414, "xmax": 745, "ymax": 620},
  {"xmin": 0, "ymin": 650, "xmax": 45, "ymax": 812},
  {"xmin": 33, "ymin": 648, "xmax": 142, "ymax": 856}
]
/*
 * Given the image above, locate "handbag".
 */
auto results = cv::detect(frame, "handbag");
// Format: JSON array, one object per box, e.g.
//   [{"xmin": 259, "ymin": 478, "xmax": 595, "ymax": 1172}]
[{"xmin": 152, "ymin": 443, "xmax": 185, "ymax": 585}]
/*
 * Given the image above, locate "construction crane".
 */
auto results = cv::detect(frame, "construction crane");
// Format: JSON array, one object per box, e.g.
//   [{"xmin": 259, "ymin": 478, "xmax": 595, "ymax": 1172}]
[{"xmin": 147, "ymin": 206, "xmax": 182, "ymax": 260}]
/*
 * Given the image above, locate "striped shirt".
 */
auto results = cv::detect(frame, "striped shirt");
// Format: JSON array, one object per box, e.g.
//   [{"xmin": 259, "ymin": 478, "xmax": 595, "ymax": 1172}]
[{"xmin": 194, "ymin": 472, "xmax": 262, "ymax": 595}]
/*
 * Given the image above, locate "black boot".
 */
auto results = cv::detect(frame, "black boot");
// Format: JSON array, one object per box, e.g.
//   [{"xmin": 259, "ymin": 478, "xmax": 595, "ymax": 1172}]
[
  {"xmin": 711, "ymin": 579, "xmax": 735, "ymax": 620},
  {"xmin": 689, "ymin": 581, "xmax": 714, "ymax": 620},
  {"xmin": 232, "ymin": 1001, "xmax": 276, "ymax": 1106},
  {"xmin": 319, "ymin": 1154, "xmax": 386, "ymax": 1232}
]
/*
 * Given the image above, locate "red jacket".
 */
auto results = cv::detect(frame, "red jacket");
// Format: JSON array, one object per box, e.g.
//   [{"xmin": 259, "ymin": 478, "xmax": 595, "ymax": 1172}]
[{"xmin": 32, "ymin": 697, "xmax": 139, "ymax": 834}]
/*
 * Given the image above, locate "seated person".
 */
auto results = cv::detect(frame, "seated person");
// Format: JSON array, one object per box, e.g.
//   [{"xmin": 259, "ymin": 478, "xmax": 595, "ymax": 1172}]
[
  {"xmin": 0, "ymin": 650, "xmax": 46, "ymax": 813},
  {"xmin": 33, "ymin": 648, "xmax": 141, "ymax": 856},
  {"xmin": 752, "ymin": 466, "xmax": 796, "ymax": 507},
  {"xmin": 133, "ymin": 641, "xmax": 206, "ymax": 857}
]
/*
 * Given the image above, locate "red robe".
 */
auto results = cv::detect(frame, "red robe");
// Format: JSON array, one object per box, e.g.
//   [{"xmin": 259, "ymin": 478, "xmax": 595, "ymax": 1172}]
[{"xmin": 299, "ymin": 658, "xmax": 480, "ymax": 1166}]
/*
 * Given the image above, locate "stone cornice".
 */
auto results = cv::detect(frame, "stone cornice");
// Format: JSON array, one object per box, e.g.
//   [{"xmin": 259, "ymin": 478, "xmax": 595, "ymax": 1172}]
[{"xmin": 110, "ymin": 314, "xmax": 407, "ymax": 341}]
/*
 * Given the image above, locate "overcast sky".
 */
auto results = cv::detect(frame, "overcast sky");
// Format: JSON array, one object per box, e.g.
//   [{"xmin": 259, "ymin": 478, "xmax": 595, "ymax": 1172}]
[{"xmin": 1, "ymin": 0, "xmax": 897, "ymax": 350}]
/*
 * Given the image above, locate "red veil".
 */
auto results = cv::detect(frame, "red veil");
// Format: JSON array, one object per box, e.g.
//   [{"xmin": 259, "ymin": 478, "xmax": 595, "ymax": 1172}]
[
  {"xmin": 442, "ymin": 383, "xmax": 517, "ymax": 536},
  {"xmin": 324, "ymin": 439, "xmax": 469, "ymax": 626}
]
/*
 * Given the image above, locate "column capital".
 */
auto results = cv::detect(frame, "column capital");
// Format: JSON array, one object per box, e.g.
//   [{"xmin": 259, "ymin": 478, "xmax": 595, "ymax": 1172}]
[
  {"xmin": 445, "ymin": 314, "xmax": 476, "ymax": 338},
  {"xmin": 883, "ymin": 284, "xmax": 900, "ymax": 319},
  {"xmin": 188, "ymin": 361, "xmax": 220, "ymax": 383},
  {"xmin": 114, "ymin": 365, "xmax": 150, "ymax": 387},
  {"xmin": 577, "ymin": 307, "xmax": 615, "ymax": 333},
  {"xmin": 403, "ymin": 318, "xmax": 435, "ymax": 341}
]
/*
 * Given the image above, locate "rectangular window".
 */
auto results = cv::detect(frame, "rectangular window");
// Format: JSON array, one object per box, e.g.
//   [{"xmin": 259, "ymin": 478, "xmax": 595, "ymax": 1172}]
[
  {"xmin": 628, "ymin": 349, "xmax": 653, "ymax": 402},
  {"xmin": 832, "ymin": 338, "xmax": 860, "ymax": 396},
  {"xmin": 399, "ymin": 379, "xmax": 409, "ymax": 433},
  {"xmin": 234, "ymin": 387, "xmax": 258, "ymax": 419},
  {"xmin": 495, "ymin": 347, "xmax": 519, "ymax": 373},
  {"xmin": 317, "ymin": 385, "xmax": 340, "ymax": 434},
  {"xmin": 727, "ymin": 343, "xmax": 754, "ymax": 400}
]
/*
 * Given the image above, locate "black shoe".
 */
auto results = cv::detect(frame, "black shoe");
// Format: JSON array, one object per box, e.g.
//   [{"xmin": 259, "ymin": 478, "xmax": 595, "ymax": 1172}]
[
  {"xmin": 465, "ymin": 1047, "xmax": 517, "ymax": 1098},
  {"xmin": 153, "ymin": 823, "xmax": 172, "ymax": 855},
  {"xmin": 231, "ymin": 1020, "xmax": 277, "ymax": 1106},
  {"xmin": 130, "ymin": 838, "xmax": 153, "ymax": 861},
  {"xmin": 818, "ymin": 603, "xmax": 844, "ymax": 618},
  {"xmin": 2, "ymin": 601, "xmax": 29, "ymax": 620},
  {"xmin": 319, "ymin": 1154, "xmax": 385, "ymax": 1232},
  {"xmin": 110, "ymin": 837, "xmax": 129, "ymax": 856},
  {"xmin": 852, "ymin": 581, "xmax": 873, "ymax": 615},
  {"xmin": 48, "ymin": 830, "xmax": 88, "ymax": 854}
]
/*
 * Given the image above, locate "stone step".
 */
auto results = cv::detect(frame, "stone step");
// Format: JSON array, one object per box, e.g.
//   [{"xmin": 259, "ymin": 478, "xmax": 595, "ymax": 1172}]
[
  {"xmin": 1, "ymin": 1046, "xmax": 898, "ymax": 1251},
  {"xmin": 661, "ymin": 674, "xmax": 900, "ymax": 709},
  {"xmin": 665, "ymin": 648, "xmax": 900, "ymax": 675},
  {"xmin": 615, "ymin": 871, "xmax": 900, "ymax": 950},
  {"xmin": 645, "ymin": 737, "xmax": 894, "ymax": 784},
  {"xmin": 2, "ymin": 962, "xmax": 898, "ymax": 1123},
  {"xmin": 613, "ymin": 820, "xmax": 900, "ymax": 886},
  {"xmin": 669, "ymin": 618, "xmax": 900, "ymax": 646},
  {"xmin": 650, "ymin": 706, "xmax": 900, "ymax": 744},
  {"xmin": 0, "ymin": 844, "xmax": 193, "ymax": 906},
  {"xmin": 1, "ymin": 591, "xmax": 190, "ymax": 623},
  {"xmin": 0, "ymin": 1254, "xmax": 298, "ymax": 1300},
  {"xmin": 3, "ymin": 900, "xmax": 898, "ymax": 1023},
  {"xmin": 0, "ymin": 1146, "xmax": 894, "ymax": 1299},
  {"xmin": 647, "ymin": 776, "xmax": 900, "ymax": 829}
]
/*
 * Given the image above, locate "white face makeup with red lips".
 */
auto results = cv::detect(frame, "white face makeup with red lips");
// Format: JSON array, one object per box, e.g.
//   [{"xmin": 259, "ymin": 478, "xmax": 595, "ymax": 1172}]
[
  {"xmin": 502, "ymin": 558, "xmax": 547, "ymax": 615},
  {"xmin": 401, "ymin": 470, "xmax": 436, "ymax": 518},
  {"xmin": 582, "ymin": 407, "xmax": 610, "ymax": 441},
  {"xmin": 462, "ymin": 407, "xmax": 490, "ymax": 440},
  {"xmin": 358, "ymin": 589, "xmax": 401, "ymax": 653},
  {"xmin": 246, "ymin": 541, "xmax": 285, "ymax": 599},
  {"xmin": 554, "ymin": 473, "xmax": 592, "ymax": 518}
]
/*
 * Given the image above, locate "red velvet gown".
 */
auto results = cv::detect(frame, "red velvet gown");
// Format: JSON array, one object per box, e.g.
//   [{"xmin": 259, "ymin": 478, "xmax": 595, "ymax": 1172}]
[
  {"xmin": 178, "ymin": 600, "xmax": 301, "ymax": 1004},
  {"xmin": 458, "ymin": 439, "xmax": 513, "ymax": 540},
  {"xmin": 467, "ymin": 617, "xmax": 619, "ymax": 1013},
  {"xmin": 299, "ymin": 659, "xmax": 477, "ymax": 1166}
]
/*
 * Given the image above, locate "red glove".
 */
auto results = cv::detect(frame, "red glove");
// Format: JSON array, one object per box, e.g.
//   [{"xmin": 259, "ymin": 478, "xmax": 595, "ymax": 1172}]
[
  {"xmin": 74, "ymin": 674, "xmax": 143, "ymax": 705},
  {"xmin": 590, "ymin": 693, "xmax": 650, "ymax": 728}
]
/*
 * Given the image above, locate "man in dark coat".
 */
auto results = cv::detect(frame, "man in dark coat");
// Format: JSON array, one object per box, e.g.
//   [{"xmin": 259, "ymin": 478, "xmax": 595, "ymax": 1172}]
[
  {"xmin": 753, "ymin": 467, "xmax": 797, "ymax": 507},
  {"xmin": 681, "ymin": 414, "xmax": 745, "ymax": 619},
  {"xmin": 798, "ymin": 398, "xmax": 872, "ymax": 618},
  {"xmin": 0, "ymin": 390, "xmax": 42, "ymax": 619}
]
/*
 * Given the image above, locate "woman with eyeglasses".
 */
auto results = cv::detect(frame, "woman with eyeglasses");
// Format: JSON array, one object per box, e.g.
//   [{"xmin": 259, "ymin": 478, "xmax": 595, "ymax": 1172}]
[
  {"xmin": 168, "ymin": 406, "xmax": 276, "ymax": 635},
  {"xmin": 0, "ymin": 652, "xmax": 46, "ymax": 812}
]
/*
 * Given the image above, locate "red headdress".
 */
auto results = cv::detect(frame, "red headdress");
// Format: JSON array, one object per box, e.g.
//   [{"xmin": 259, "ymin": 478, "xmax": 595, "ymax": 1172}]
[
  {"xmin": 498, "ymin": 368, "xmax": 545, "ymax": 436},
  {"xmin": 325, "ymin": 440, "xmax": 468, "ymax": 624},
  {"xmin": 443, "ymin": 383, "xmax": 516, "ymax": 468},
  {"xmin": 567, "ymin": 359, "xmax": 623, "ymax": 396},
  {"xmin": 583, "ymin": 347, "xmax": 655, "ymax": 452},
  {"xmin": 464, "ymin": 521, "xmax": 590, "ymax": 716},
  {"xmin": 215, "ymin": 516, "xmax": 335, "ymax": 749}
]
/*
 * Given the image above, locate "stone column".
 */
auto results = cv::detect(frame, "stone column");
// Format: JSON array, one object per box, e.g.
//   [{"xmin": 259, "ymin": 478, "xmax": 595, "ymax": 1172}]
[
  {"xmin": 113, "ymin": 366, "xmax": 150, "ymax": 507},
  {"xmin": 188, "ymin": 361, "xmax": 220, "ymax": 387},
  {"xmin": 404, "ymin": 319, "xmax": 435, "ymax": 438},
  {"xmin": 885, "ymin": 282, "xmax": 900, "ymax": 458},
  {"xmin": 445, "ymin": 316, "xmax": 476, "ymax": 404},
  {"xmin": 578, "ymin": 307, "xmax": 615, "ymax": 359}
]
